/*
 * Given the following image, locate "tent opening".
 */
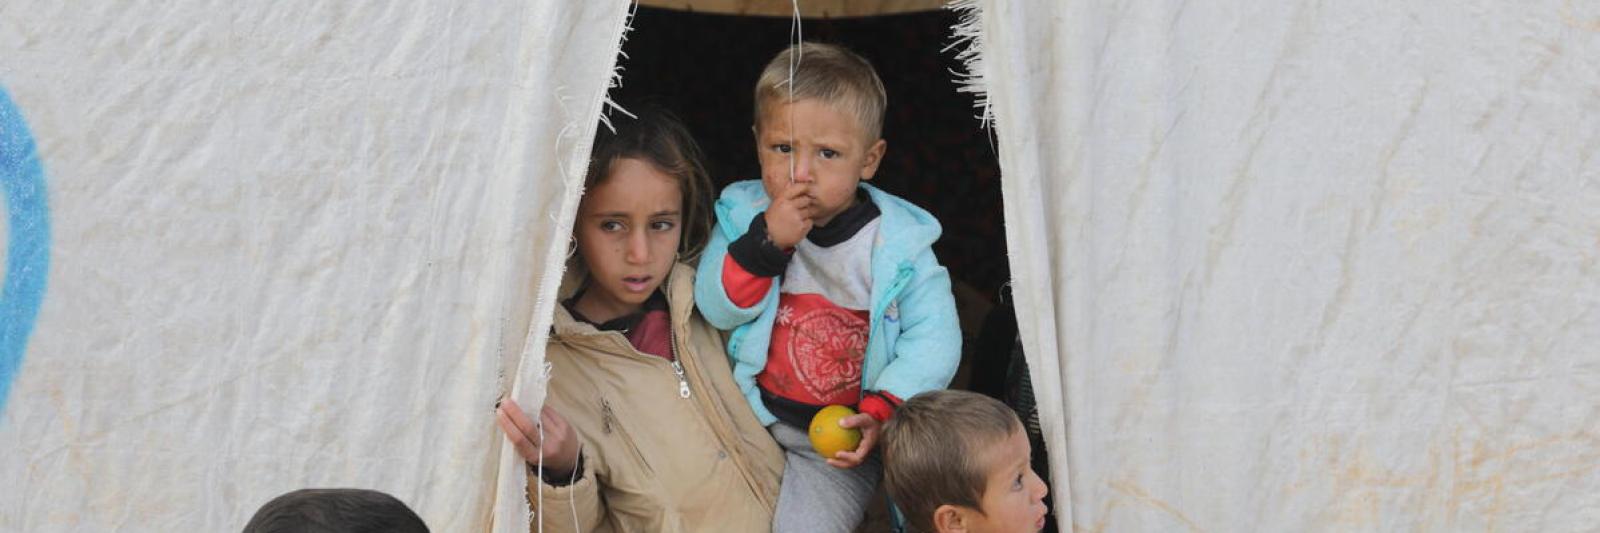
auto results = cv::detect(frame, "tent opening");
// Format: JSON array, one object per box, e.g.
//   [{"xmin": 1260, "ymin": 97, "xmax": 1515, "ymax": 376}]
[{"xmin": 606, "ymin": 5, "xmax": 1052, "ymax": 530}]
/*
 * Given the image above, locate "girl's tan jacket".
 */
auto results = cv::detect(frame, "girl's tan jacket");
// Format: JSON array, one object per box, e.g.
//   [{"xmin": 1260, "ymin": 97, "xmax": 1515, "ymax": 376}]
[{"xmin": 527, "ymin": 263, "xmax": 784, "ymax": 532}]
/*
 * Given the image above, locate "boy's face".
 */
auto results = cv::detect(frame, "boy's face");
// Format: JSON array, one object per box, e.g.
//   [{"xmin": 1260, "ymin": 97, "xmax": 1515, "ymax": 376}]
[
  {"xmin": 754, "ymin": 98, "xmax": 886, "ymax": 227},
  {"xmin": 943, "ymin": 428, "xmax": 1049, "ymax": 533}
]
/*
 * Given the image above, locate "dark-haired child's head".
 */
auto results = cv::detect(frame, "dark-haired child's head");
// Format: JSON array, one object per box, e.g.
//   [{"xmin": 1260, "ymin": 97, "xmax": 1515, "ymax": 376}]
[
  {"xmin": 242, "ymin": 488, "xmax": 429, "ymax": 533},
  {"xmin": 883, "ymin": 390, "xmax": 1049, "ymax": 533},
  {"xmin": 571, "ymin": 107, "xmax": 714, "ymax": 319},
  {"xmin": 582, "ymin": 107, "xmax": 714, "ymax": 261}
]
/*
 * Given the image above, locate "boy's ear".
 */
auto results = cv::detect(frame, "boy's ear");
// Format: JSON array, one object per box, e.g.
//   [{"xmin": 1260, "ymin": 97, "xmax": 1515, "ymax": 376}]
[
  {"xmin": 932, "ymin": 504, "xmax": 970, "ymax": 533},
  {"xmin": 859, "ymin": 138, "xmax": 887, "ymax": 181}
]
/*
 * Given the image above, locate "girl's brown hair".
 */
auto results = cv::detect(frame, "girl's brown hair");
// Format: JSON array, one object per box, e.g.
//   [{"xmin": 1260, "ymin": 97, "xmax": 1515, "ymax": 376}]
[{"xmin": 582, "ymin": 106, "xmax": 715, "ymax": 262}]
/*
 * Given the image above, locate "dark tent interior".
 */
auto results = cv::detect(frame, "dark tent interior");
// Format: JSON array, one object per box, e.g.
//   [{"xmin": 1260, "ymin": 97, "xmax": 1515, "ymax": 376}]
[{"xmin": 609, "ymin": 6, "xmax": 1054, "ymax": 531}]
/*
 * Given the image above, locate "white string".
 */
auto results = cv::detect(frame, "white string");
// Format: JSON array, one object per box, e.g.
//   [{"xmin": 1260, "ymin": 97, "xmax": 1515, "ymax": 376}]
[
  {"xmin": 534, "ymin": 437, "xmax": 584, "ymax": 533},
  {"xmin": 786, "ymin": 0, "xmax": 802, "ymax": 185},
  {"xmin": 529, "ymin": 358, "xmax": 583, "ymax": 533},
  {"xmin": 534, "ymin": 362, "xmax": 548, "ymax": 533},
  {"xmin": 535, "ymin": 413, "xmax": 545, "ymax": 533},
  {"xmin": 569, "ymin": 438, "xmax": 582, "ymax": 531},
  {"xmin": 568, "ymin": 442, "xmax": 582, "ymax": 531}
]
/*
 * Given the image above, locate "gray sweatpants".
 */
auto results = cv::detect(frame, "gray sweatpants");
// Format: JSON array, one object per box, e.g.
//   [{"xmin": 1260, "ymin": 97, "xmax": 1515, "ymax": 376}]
[{"xmin": 770, "ymin": 421, "xmax": 882, "ymax": 533}]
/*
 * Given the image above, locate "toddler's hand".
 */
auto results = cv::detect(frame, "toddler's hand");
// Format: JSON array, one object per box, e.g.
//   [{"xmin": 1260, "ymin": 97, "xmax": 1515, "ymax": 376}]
[
  {"xmin": 497, "ymin": 398, "xmax": 580, "ymax": 478},
  {"xmin": 764, "ymin": 182, "xmax": 815, "ymax": 249},
  {"xmin": 827, "ymin": 413, "xmax": 882, "ymax": 469}
]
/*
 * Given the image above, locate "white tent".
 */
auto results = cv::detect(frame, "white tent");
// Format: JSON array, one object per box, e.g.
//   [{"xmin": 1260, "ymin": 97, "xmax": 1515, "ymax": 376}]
[{"xmin": 1, "ymin": 1, "xmax": 1596, "ymax": 531}]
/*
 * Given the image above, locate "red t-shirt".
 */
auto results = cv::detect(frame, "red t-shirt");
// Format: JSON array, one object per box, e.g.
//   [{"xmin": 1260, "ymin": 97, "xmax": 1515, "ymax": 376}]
[{"xmin": 721, "ymin": 193, "xmax": 899, "ymax": 423}]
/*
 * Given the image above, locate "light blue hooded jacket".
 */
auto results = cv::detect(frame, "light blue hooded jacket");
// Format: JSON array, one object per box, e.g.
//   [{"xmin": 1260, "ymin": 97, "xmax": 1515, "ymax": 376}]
[{"xmin": 694, "ymin": 180, "xmax": 961, "ymax": 426}]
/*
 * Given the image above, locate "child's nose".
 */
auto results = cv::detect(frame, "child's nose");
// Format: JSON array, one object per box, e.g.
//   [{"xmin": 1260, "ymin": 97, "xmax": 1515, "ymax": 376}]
[
  {"xmin": 625, "ymin": 230, "xmax": 651, "ymax": 263},
  {"xmin": 792, "ymin": 156, "xmax": 814, "ymax": 183}
]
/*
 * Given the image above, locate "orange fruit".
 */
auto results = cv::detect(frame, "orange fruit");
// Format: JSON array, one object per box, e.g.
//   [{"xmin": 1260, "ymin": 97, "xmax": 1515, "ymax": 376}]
[{"xmin": 809, "ymin": 405, "xmax": 863, "ymax": 459}]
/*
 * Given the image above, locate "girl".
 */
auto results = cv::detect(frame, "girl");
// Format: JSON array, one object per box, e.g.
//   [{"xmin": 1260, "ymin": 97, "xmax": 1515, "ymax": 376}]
[{"xmin": 495, "ymin": 108, "xmax": 784, "ymax": 532}]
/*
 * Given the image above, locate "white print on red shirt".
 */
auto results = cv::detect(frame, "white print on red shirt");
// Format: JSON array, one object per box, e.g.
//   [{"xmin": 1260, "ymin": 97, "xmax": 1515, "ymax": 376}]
[{"xmin": 758, "ymin": 217, "xmax": 880, "ymax": 406}]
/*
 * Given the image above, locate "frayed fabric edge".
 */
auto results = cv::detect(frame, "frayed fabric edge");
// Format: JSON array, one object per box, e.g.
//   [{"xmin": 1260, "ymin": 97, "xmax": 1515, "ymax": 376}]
[
  {"xmin": 514, "ymin": 3, "xmax": 640, "ymax": 533},
  {"xmin": 524, "ymin": 0, "xmax": 638, "ymax": 407},
  {"xmin": 598, "ymin": 2, "xmax": 640, "ymax": 134},
  {"xmin": 944, "ymin": 0, "xmax": 993, "ymax": 129}
]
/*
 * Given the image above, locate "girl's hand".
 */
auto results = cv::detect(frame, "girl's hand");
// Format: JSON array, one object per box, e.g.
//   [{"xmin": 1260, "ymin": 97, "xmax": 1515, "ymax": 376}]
[
  {"xmin": 826, "ymin": 413, "xmax": 882, "ymax": 469},
  {"xmin": 496, "ymin": 398, "xmax": 580, "ymax": 478},
  {"xmin": 764, "ymin": 182, "xmax": 815, "ymax": 249}
]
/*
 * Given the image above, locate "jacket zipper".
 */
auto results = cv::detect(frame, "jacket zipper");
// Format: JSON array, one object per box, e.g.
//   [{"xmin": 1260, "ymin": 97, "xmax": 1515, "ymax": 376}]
[
  {"xmin": 859, "ymin": 264, "xmax": 915, "ymax": 395},
  {"xmin": 668, "ymin": 315, "xmax": 692, "ymax": 399},
  {"xmin": 872, "ymin": 264, "xmax": 915, "ymax": 321},
  {"xmin": 669, "ymin": 307, "xmax": 768, "ymax": 509}
]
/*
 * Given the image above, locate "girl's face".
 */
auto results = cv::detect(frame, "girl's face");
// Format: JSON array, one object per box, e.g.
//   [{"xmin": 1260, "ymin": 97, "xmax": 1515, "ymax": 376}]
[{"xmin": 572, "ymin": 157, "xmax": 684, "ymax": 324}]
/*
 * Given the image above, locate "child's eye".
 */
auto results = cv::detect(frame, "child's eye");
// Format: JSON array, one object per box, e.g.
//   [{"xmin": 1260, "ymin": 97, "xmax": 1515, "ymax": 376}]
[
  {"xmin": 819, "ymin": 148, "xmax": 840, "ymax": 159},
  {"xmin": 650, "ymin": 220, "xmax": 676, "ymax": 231},
  {"xmin": 599, "ymin": 220, "xmax": 624, "ymax": 232},
  {"xmin": 1013, "ymin": 473, "xmax": 1025, "ymax": 490},
  {"xmin": 773, "ymin": 144, "xmax": 793, "ymax": 154}
]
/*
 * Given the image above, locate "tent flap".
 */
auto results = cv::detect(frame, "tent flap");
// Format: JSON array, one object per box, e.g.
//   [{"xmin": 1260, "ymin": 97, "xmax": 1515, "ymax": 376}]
[
  {"xmin": 984, "ymin": 0, "xmax": 1600, "ymax": 530},
  {"xmin": 0, "ymin": 2, "xmax": 630, "ymax": 531}
]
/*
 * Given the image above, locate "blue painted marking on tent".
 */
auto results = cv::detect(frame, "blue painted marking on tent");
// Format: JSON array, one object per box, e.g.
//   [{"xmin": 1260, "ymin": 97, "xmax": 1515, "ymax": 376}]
[{"xmin": 0, "ymin": 86, "xmax": 51, "ymax": 413}]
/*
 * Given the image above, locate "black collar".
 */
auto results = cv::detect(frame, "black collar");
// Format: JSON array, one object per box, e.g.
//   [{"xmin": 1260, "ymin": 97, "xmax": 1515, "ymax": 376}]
[
  {"xmin": 563, "ymin": 287, "xmax": 669, "ymax": 332},
  {"xmin": 807, "ymin": 189, "xmax": 879, "ymax": 247}
]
